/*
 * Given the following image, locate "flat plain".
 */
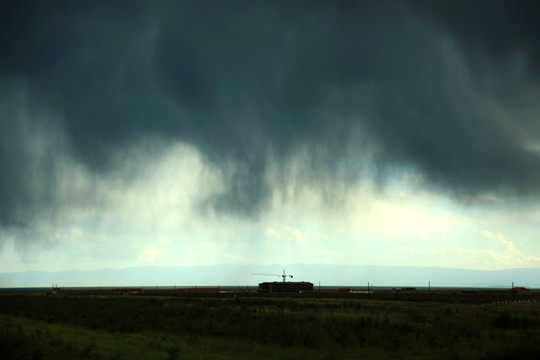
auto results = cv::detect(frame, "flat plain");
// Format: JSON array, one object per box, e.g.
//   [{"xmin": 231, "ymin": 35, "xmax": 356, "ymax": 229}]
[{"xmin": 1, "ymin": 291, "xmax": 539, "ymax": 359}]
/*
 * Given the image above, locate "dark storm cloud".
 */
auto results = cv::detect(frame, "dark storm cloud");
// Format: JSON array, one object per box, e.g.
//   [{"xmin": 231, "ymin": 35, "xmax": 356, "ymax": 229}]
[
  {"xmin": 416, "ymin": 0, "xmax": 540, "ymax": 73},
  {"xmin": 1, "ymin": 0, "xmax": 540, "ymax": 224},
  {"xmin": 0, "ymin": 83, "xmax": 69, "ymax": 226}
]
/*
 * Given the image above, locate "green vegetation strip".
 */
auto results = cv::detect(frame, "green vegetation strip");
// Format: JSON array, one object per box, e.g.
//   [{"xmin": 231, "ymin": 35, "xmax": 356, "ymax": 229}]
[
  {"xmin": 1, "ymin": 313, "xmax": 334, "ymax": 360},
  {"xmin": 1, "ymin": 294, "xmax": 540, "ymax": 359}
]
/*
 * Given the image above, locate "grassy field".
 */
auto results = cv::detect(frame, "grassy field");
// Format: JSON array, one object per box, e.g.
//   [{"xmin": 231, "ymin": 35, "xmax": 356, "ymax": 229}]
[{"xmin": 1, "ymin": 292, "xmax": 539, "ymax": 359}]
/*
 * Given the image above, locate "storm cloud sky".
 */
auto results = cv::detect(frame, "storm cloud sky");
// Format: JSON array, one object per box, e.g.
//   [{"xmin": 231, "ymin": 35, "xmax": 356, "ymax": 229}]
[{"xmin": 1, "ymin": 0, "xmax": 540, "ymax": 279}]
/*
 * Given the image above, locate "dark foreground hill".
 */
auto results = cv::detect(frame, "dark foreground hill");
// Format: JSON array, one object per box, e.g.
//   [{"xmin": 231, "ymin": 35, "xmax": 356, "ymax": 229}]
[{"xmin": 1, "ymin": 293, "xmax": 540, "ymax": 359}]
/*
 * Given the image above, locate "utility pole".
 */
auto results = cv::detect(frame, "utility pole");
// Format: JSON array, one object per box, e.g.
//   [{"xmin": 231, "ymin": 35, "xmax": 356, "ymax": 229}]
[{"xmin": 512, "ymin": 281, "xmax": 514, "ymax": 302}]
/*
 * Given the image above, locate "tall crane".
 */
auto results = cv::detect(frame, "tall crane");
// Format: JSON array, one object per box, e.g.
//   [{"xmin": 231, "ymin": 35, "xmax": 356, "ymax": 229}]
[{"xmin": 252, "ymin": 269, "xmax": 293, "ymax": 282}]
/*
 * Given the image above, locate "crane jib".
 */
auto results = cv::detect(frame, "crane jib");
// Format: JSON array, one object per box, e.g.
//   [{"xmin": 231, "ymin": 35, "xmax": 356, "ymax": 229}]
[{"xmin": 251, "ymin": 270, "xmax": 294, "ymax": 282}]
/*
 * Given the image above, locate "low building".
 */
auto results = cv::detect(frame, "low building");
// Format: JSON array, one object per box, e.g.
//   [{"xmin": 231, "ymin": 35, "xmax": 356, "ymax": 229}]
[
  {"xmin": 391, "ymin": 287, "xmax": 418, "ymax": 294},
  {"xmin": 350, "ymin": 289, "xmax": 373, "ymax": 294},
  {"xmin": 436, "ymin": 289, "xmax": 463, "ymax": 295},
  {"xmin": 258, "ymin": 281, "xmax": 313, "ymax": 293},
  {"xmin": 512, "ymin": 287, "xmax": 531, "ymax": 295}
]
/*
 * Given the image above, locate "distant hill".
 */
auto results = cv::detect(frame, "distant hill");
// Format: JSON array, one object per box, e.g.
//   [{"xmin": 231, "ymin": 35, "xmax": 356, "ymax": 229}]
[{"xmin": 0, "ymin": 264, "xmax": 538, "ymax": 288}]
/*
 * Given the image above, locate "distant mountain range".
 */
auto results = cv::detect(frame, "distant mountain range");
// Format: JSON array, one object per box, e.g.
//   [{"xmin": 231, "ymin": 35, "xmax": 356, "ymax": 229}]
[{"xmin": 1, "ymin": 264, "xmax": 538, "ymax": 288}]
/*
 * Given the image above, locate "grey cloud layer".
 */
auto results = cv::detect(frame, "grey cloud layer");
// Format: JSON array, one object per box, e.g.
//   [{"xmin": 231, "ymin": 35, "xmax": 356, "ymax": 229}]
[{"xmin": 1, "ymin": 0, "xmax": 540, "ymax": 225}]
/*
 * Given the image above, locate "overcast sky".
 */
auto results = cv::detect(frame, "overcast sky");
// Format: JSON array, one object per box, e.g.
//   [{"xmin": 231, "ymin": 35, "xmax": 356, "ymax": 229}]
[{"xmin": 1, "ymin": 1, "xmax": 540, "ymax": 279}]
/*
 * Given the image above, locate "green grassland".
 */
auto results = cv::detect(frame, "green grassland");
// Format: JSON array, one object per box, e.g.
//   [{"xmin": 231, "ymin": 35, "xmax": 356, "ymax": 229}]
[{"xmin": 1, "ymin": 292, "xmax": 539, "ymax": 359}]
